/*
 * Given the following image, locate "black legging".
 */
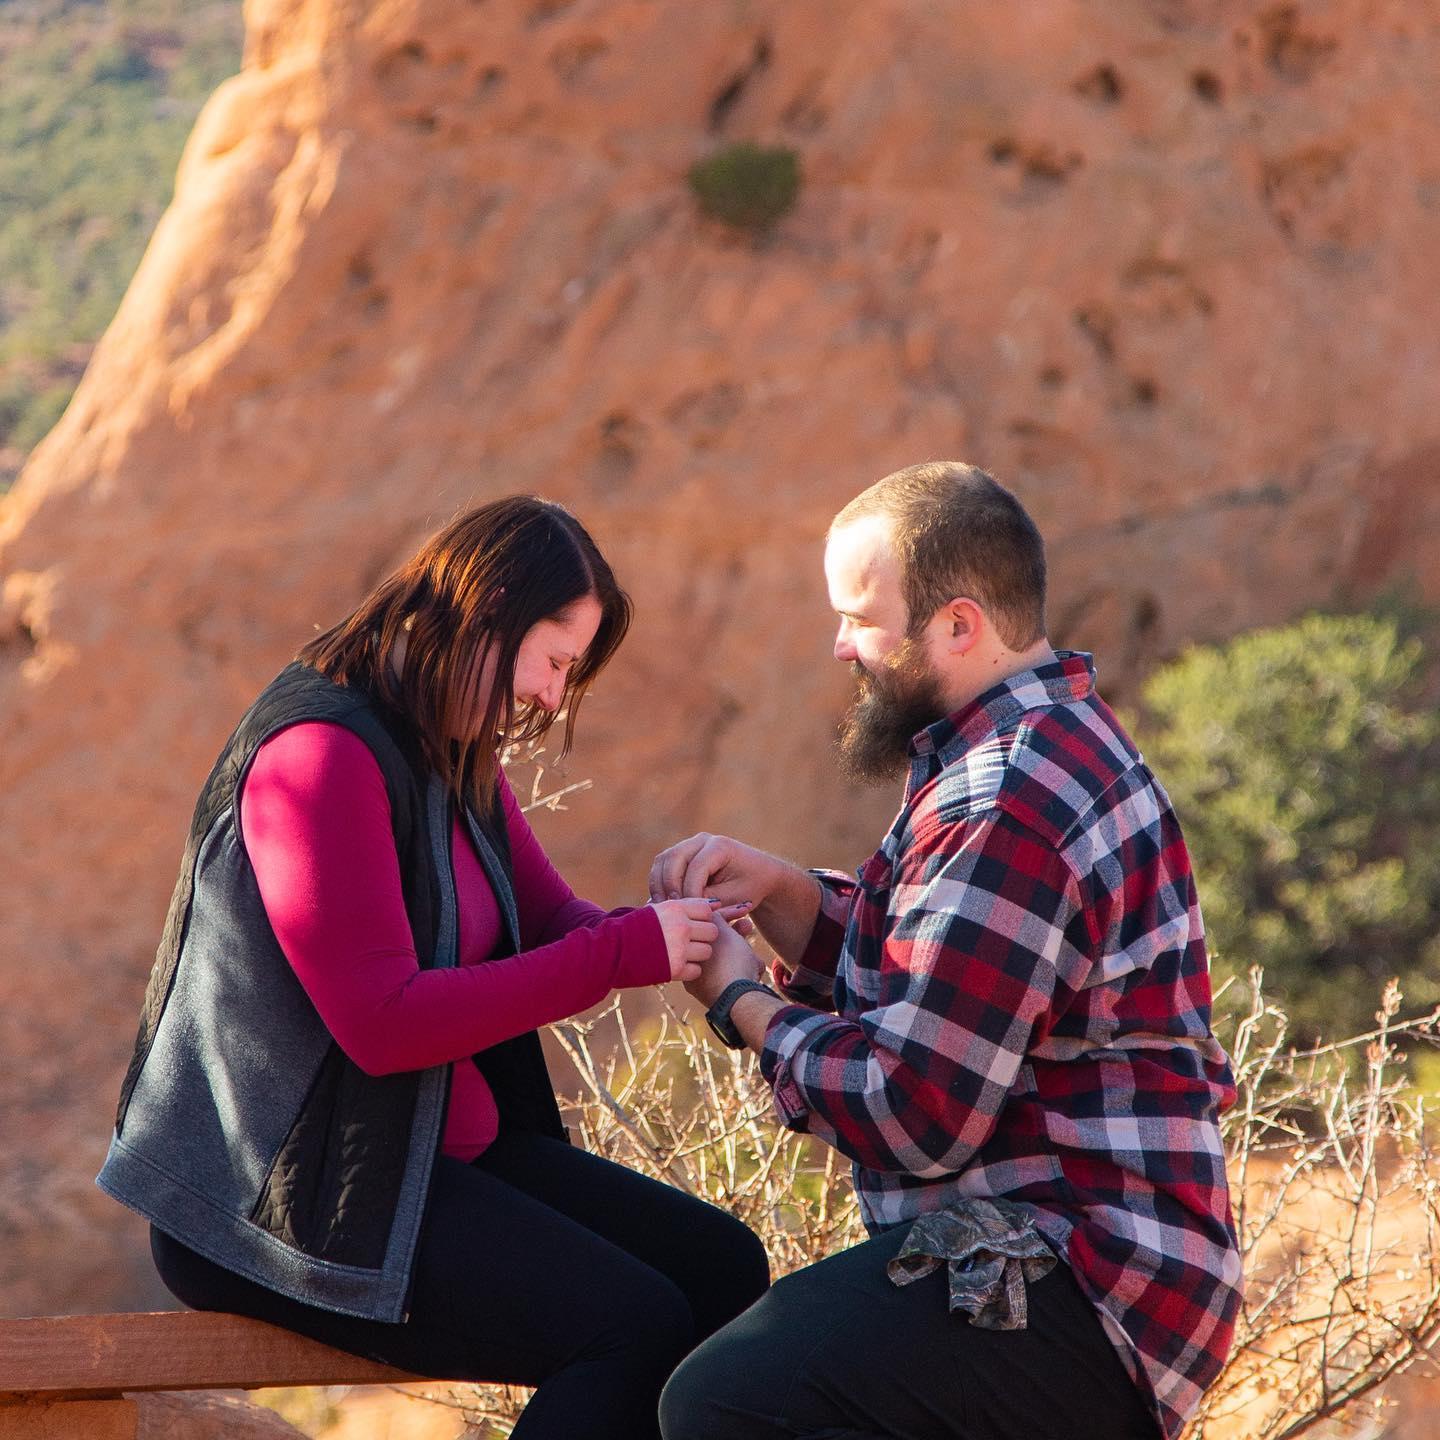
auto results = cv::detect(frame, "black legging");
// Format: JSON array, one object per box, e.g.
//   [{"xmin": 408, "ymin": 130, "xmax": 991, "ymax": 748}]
[{"xmin": 151, "ymin": 1129, "xmax": 771, "ymax": 1440}]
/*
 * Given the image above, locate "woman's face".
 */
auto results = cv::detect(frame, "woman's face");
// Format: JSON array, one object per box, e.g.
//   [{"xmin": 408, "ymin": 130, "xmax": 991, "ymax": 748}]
[{"xmin": 470, "ymin": 594, "xmax": 603, "ymax": 736}]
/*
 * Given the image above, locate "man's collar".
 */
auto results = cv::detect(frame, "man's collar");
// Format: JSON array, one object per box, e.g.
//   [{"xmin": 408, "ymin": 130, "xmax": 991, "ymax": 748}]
[{"xmin": 908, "ymin": 651, "xmax": 1097, "ymax": 763}]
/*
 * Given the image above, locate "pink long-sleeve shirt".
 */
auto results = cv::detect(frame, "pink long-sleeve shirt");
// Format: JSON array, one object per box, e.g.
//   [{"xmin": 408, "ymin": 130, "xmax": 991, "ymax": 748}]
[{"xmin": 236, "ymin": 722, "xmax": 668, "ymax": 1160}]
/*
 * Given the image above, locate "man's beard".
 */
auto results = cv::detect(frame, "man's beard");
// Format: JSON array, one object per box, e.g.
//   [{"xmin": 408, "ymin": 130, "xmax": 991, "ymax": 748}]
[{"xmin": 835, "ymin": 639, "xmax": 945, "ymax": 785}]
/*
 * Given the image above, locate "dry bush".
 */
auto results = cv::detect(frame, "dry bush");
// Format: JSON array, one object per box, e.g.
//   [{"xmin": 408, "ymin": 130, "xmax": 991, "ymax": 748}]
[
  {"xmin": 407, "ymin": 750, "xmax": 1440, "ymax": 1437},
  {"xmin": 403, "ymin": 973, "xmax": 1440, "ymax": 1440},
  {"xmin": 1186, "ymin": 973, "xmax": 1440, "ymax": 1440},
  {"xmin": 553, "ymin": 995, "xmax": 868, "ymax": 1278},
  {"xmin": 407, "ymin": 993, "xmax": 866, "ymax": 1437}
]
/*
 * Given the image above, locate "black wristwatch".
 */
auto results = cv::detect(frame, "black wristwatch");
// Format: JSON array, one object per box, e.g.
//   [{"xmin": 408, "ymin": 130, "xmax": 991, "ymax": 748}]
[{"xmin": 705, "ymin": 979, "xmax": 781, "ymax": 1049}]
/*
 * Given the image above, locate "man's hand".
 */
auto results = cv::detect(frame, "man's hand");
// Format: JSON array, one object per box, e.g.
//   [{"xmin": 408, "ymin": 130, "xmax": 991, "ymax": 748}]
[
  {"xmin": 649, "ymin": 833, "xmax": 786, "ymax": 907},
  {"xmin": 649, "ymin": 833, "xmax": 823, "ymax": 965},
  {"xmin": 684, "ymin": 919, "xmax": 762, "ymax": 1009}
]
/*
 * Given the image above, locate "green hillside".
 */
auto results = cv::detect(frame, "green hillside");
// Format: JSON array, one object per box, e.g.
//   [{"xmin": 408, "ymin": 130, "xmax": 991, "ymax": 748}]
[{"xmin": 0, "ymin": 0, "xmax": 242, "ymax": 491}]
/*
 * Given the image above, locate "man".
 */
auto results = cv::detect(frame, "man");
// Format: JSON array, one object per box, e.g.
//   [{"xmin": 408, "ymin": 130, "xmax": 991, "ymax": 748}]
[{"xmin": 651, "ymin": 462, "xmax": 1240, "ymax": 1440}]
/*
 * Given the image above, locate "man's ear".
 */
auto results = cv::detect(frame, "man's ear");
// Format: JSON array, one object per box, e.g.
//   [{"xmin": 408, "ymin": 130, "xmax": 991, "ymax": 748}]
[{"xmin": 942, "ymin": 598, "xmax": 985, "ymax": 656}]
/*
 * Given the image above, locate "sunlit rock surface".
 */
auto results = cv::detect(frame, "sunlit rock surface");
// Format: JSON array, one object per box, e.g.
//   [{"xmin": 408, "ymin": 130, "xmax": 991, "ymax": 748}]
[{"xmin": 1, "ymin": 0, "xmax": 1438, "ymax": 1315}]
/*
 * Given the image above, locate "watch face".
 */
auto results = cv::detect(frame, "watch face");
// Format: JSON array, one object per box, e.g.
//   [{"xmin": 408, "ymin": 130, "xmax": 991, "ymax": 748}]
[{"xmin": 706, "ymin": 1013, "xmax": 737, "ymax": 1047}]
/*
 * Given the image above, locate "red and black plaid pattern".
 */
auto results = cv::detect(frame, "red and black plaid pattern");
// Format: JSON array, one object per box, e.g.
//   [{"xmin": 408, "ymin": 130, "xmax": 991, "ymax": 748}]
[{"xmin": 759, "ymin": 652, "xmax": 1241, "ymax": 1439}]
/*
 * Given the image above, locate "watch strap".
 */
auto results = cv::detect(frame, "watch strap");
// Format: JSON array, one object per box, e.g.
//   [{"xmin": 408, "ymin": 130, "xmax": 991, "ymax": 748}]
[{"xmin": 705, "ymin": 978, "xmax": 780, "ymax": 1049}]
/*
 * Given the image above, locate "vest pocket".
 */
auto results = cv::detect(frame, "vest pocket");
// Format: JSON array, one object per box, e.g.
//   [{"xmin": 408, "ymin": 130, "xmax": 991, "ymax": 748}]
[{"xmin": 250, "ymin": 1042, "xmax": 419, "ymax": 1268}]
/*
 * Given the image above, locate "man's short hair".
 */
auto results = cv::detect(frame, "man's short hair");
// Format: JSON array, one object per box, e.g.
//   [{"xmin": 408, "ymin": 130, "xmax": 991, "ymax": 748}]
[{"xmin": 833, "ymin": 461, "xmax": 1047, "ymax": 650}]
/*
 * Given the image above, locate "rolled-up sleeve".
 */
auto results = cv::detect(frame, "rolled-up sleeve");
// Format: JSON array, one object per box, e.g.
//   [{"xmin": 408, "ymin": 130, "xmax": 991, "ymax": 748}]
[
  {"xmin": 770, "ymin": 869, "xmax": 856, "ymax": 1010},
  {"xmin": 758, "ymin": 809, "xmax": 1093, "ymax": 1177}
]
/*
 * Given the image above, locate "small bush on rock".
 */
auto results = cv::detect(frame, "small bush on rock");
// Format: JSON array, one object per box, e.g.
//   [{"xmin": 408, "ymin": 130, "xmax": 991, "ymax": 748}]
[{"xmin": 687, "ymin": 142, "xmax": 801, "ymax": 232}]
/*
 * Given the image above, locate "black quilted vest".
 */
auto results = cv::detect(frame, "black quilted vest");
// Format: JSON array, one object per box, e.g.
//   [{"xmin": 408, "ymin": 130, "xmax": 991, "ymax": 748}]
[{"xmin": 100, "ymin": 662, "xmax": 564, "ymax": 1319}]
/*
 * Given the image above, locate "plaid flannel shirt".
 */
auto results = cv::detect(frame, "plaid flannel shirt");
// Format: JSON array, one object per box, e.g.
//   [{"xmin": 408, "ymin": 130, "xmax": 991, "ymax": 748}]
[{"xmin": 759, "ymin": 652, "xmax": 1241, "ymax": 1439}]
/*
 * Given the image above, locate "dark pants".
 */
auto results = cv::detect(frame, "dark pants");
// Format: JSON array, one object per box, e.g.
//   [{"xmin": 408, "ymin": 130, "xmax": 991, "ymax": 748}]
[
  {"xmin": 151, "ymin": 1129, "xmax": 771, "ymax": 1440},
  {"xmin": 659, "ymin": 1224, "xmax": 1160, "ymax": 1440}
]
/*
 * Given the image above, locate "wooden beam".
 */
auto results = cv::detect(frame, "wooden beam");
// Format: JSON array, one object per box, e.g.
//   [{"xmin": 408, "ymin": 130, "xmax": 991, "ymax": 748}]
[{"xmin": 0, "ymin": 1313, "xmax": 420, "ymax": 1400}]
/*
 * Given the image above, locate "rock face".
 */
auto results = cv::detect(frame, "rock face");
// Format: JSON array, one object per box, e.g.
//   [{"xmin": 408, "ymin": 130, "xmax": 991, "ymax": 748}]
[{"xmin": 2, "ymin": 0, "xmax": 1438, "ymax": 1316}]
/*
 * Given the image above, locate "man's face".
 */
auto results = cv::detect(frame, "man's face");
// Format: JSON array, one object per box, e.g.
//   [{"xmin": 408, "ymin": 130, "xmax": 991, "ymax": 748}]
[{"xmin": 825, "ymin": 517, "xmax": 945, "ymax": 783}]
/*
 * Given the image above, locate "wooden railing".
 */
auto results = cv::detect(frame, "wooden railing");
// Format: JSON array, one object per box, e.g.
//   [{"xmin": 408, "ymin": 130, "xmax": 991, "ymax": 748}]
[{"xmin": 0, "ymin": 1311, "xmax": 421, "ymax": 1438}]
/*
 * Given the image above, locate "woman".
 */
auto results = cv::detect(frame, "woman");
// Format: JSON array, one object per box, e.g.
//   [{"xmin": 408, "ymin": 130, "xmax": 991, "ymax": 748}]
[{"xmin": 98, "ymin": 496, "xmax": 771, "ymax": 1439}]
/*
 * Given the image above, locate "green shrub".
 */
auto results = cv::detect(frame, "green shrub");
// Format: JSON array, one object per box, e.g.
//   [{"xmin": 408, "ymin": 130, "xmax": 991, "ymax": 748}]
[
  {"xmin": 0, "ymin": 0, "xmax": 242, "ymax": 488},
  {"xmin": 687, "ymin": 142, "xmax": 801, "ymax": 232},
  {"xmin": 1136, "ymin": 610, "xmax": 1440, "ymax": 1042}
]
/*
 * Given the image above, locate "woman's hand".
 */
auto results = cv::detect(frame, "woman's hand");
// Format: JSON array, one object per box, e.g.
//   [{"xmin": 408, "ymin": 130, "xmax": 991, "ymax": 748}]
[
  {"xmin": 648, "ymin": 833, "xmax": 819, "ymax": 958},
  {"xmin": 650, "ymin": 898, "xmax": 722, "ymax": 983}
]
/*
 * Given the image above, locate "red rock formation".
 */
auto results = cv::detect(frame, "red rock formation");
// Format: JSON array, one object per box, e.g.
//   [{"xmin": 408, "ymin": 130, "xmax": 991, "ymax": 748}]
[{"xmin": 2, "ymin": 0, "xmax": 1438, "ymax": 1315}]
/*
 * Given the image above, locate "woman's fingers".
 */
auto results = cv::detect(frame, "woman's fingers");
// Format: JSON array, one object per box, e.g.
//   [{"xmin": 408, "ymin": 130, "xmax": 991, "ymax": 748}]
[
  {"xmin": 651, "ymin": 896, "xmax": 762, "ymax": 981},
  {"xmin": 713, "ymin": 901, "xmax": 755, "ymax": 923},
  {"xmin": 651, "ymin": 897, "xmax": 726, "ymax": 980}
]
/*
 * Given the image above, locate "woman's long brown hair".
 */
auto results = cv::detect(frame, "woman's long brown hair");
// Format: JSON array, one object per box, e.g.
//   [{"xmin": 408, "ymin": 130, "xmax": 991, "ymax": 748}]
[{"xmin": 298, "ymin": 497, "xmax": 632, "ymax": 809}]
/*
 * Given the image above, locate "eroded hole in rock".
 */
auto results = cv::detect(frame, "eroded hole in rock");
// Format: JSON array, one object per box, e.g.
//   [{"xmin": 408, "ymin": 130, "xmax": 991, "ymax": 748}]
[
  {"xmin": 896, "ymin": 227, "xmax": 940, "ymax": 283},
  {"xmin": 1074, "ymin": 63, "xmax": 1124, "ymax": 104},
  {"xmin": 1039, "ymin": 365, "xmax": 1067, "ymax": 389},
  {"xmin": 1120, "ymin": 257, "xmax": 1215, "ymax": 319},
  {"xmin": 1191, "ymin": 69, "xmax": 1223, "ymax": 103},
  {"xmin": 407, "ymin": 112, "xmax": 439, "ymax": 133},
  {"xmin": 1023, "ymin": 146, "xmax": 1083, "ymax": 185},
  {"xmin": 709, "ymin": 35, "xmax": 772, "ymax": 132},
  {"xmin": 476, "ymin": 66, "xmax": 506, "ymax": 98},
  {"xmin": 375, "ymin": 40, "xmax": 431, "ymax": 102},
  {"xmin": 990, "ymin": 139, "xmax": 1083, "ymax": 193},
  {"xmin": 1258, "ymin": 5, "xmax": 1338, "ymax": 82},
  {"xmin": 0, "ymin": 614, "xmax": 37, "ymax": 659},
  {"xmin": 376, "ymin": 40, "xmax": 426, "ymax": 80},
  {"xmin": 1130, "ymin": 378, "xmax": 1159, "ymax": 407},
  {"xmin": 1132, "ymin": 593, "xmax": 1161, "ymax": 639},
  {"xmin": 551, "ymin": 35, "xmax": 608, "ymax": 82},
  {"xmin": 1074, "ymin": 304, "xmax": 1117, "ymax": 361},
  {"xmin": 346, "ymin": 255, "xmax": 374, "ymax": 288},
  {"xmin": 1262, "ymin": 146, "xmax": 1347, "ymax": 237},
  {"xmin": 665, "ymin": 383, "xmax": 743, "ymax": 444},
  {"xmin": 592, "ymin": 411, "xmax": 647, "ymax": 491},
  {"xmin": 601, "ymin": 411, "xmax": 640, "ymax": 442},
  {"xmin": 1147, "ymin": 0, "xmax": 1194, "ymax": 31},
  {"xmin": 529, "ymin": 0, "xmax": 576, "ymax": 24}
]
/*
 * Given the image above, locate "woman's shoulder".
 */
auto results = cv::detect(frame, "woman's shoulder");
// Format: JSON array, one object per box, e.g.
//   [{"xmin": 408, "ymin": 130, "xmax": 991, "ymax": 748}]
[
  {"xmin": 253, "ymin": 719, "xmax": 382, "ymax": 773},
  {"xmin": 245, "ymin": 724, "xmax": 390, "ymax": 820},
  {"xmin": 241, "ymin": 665, "xmax": 422, "ymax": 785}
]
